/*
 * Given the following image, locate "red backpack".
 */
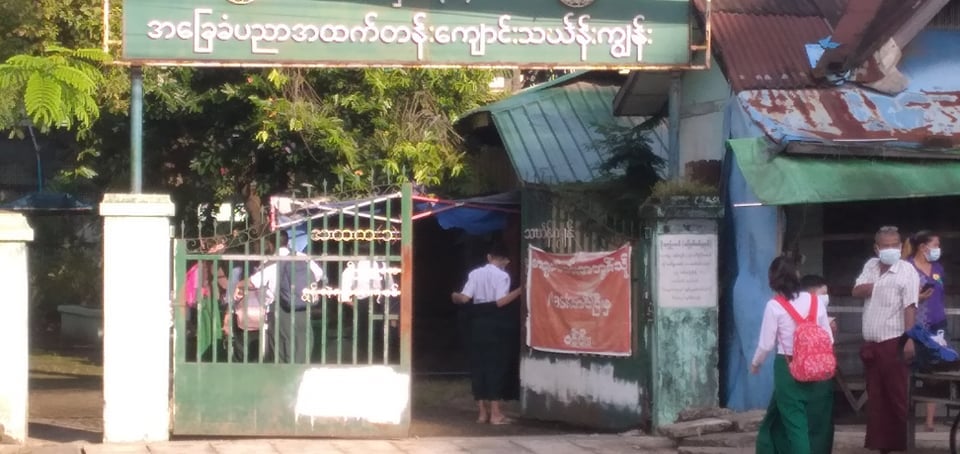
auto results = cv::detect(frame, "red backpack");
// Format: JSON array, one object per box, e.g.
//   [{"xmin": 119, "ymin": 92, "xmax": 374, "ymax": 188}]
[{"xmin": 775, "ymin": 293, "xmax": 836, "ymax": 382}]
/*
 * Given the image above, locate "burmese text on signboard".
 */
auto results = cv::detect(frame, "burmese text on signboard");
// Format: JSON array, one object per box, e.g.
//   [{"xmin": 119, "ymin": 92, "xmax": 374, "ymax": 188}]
[
  {"xmin": 121, "ymin": 0, "xmax": 692, "ymax": 67},
  {"xmin": 526, "ymin": 245, "xmax": 632, "ymax": 356}
]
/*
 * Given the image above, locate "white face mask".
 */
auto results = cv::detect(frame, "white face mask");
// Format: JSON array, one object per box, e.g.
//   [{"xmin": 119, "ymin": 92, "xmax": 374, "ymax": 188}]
[
  {"xmin": 878, "ymin": 247, "xmax": 901, "ymax": 266},
  {"xmin": 926, "ymin": 247, "xmax": 942, "ymax": 262}
]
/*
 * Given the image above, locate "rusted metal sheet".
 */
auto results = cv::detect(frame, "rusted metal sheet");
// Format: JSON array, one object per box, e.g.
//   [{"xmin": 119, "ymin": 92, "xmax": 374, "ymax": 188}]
[
  {"xmin": 930, "ymin": 0, "xmax": 960, "ymax": 28},
  {"xmin": 710, "ymin": 12, "xmax": 831, "ymax": 91},
  {"xmin": 693, "ymin": 0, "xmax": 829, "ymax": 16},
  {"xmin": 812, "ymin": 0, "xmax": 884, "ymax": 78},
  {"xmin": 844, "ymin": 0, "xmax": 931, "ymax": 73},
  {"xmin": 738, "ymin": 88, "xmax": 960, "ymax": 146},
  {"xmin": 699, "ymin": 0, "xmax": 941, "ymax": 91}
]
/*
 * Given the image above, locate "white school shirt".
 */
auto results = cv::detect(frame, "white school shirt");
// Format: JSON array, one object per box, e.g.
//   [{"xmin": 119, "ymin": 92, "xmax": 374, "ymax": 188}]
[
  {"xmin": 339, "ymin": 260, "xmax": 395, "ymax": 302},
  {"xmin": 751, "ymin": 292, "xmax": 834, "ymax": 367},
  {"xmin": 460, "ymin": 264, "xmax": 511, "ymax": 304},
  {"xmin": 248, "ymin": 247, "xmax": 324, "ymax": 305},
  {"xmin": 856, "ymin": 258, "xmax": 919, "ymax": 342}
]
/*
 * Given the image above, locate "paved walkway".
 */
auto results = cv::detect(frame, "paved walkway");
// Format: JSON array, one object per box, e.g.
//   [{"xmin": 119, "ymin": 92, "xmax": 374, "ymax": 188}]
[
  {"xmin": 0, "ymin": 426, "xmax": 954, "ymax": 454},
  {"xmin": 2, "ymin": 435, "xmax": 677, "ymax": 454}
]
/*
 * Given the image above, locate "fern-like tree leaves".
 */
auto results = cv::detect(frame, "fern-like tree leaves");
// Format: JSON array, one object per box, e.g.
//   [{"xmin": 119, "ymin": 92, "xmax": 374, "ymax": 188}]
[
  {"xmin": 0, "ymin": 46, "xmax": 110, "ymax": 132},
  {"xmin": 25, "ymin": 72, "xmax": 62, "ymax": 129}
]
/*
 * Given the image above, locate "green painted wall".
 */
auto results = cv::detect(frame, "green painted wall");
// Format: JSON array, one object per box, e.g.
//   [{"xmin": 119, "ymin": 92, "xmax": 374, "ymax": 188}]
[
  {"xmin": 653, "ymin": 308, "xmax": 719, "ymax": 425},
  {"xmin": 519, "ymin": 187, "xmax": 651, "ymax": 430},
  {"xmin": 643, "ymin": 199, "xmax": 722, "ymax": 427}
]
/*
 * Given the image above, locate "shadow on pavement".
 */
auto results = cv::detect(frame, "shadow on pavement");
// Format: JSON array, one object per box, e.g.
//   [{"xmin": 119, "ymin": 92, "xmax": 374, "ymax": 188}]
[{"xmin": 28, "ymin": 422, "xmax": 101, "ymax": 444}]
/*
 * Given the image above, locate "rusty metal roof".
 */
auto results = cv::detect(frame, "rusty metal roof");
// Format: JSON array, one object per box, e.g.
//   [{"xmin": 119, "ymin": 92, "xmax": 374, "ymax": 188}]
[
  {"xmin": 711, "ymin": 12, "xmax": 832, "ymax": 91},
  {"xmin": 737, "ymin": 88, "xmax": 960, "ymax": 147},
  {"xmin": 700, "ymin": 0, "xmax": 942, "ymax": 91},
  {"xmin": 930, "ymin": 0, "xmax": 960, "ymax": 28},
  {"xmin": 847, "ymin": 0, "xmax": 928, "ymax": 68},
  {"xmin": 694, "ymin": 0, "xmax": 831, "ymax": 16}
]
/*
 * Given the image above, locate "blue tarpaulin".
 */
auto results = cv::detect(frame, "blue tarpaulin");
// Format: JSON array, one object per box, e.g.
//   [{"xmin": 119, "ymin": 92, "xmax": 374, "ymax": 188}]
[
  {"xmin": 721, "ymin": 145, "xmax": 779, "ymax": 411},
  {"xmin": 418, "ymin": 204, "xmax": 507, "ymax": 235},
  {"xmin": 271, "ymin": 192, "xmax": 519, "ymax": 253},
  {"xmin": 415, "ymin": 191, "xmax": 518, "ymax": 236}
]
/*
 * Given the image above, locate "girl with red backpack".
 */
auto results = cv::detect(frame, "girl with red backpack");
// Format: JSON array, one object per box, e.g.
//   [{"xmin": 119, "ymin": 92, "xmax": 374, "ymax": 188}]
[{"xmin": 751, "ymin": 255, "xmax": 837, "ymax": 454}]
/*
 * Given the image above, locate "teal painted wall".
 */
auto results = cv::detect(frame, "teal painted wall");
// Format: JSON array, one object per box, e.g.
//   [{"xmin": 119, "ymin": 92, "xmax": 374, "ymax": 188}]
[
  {"xmin": 681, "ymin": 65, "xmax": 730, "ymax": 106},
  {"xmin": 653, "ymin": 308, "xmax": 719, "ymax": 425},
  {"xmin": 644, "ymin": 204, "xmax": 722, "ymax": 427},
  {"xmin": 678, "ymin": 65, "xmax": 731, "ymax": 172}
]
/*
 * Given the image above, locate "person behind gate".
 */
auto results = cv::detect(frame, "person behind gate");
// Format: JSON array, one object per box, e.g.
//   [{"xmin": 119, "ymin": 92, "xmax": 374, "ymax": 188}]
[
  {"xmin": 451, "ymin": 244, "xmax": 523, "ymax": 425},
  {"xmin": 852, "ymin": 225, "xmax": 919, "ymax": 453},
  {"xmin": 752, "ymin": 255, "xmax": 835, "ymax": 454},
  {"xmin": 237, "ymin": 231, "xmax": 324, "ymax": 363}
]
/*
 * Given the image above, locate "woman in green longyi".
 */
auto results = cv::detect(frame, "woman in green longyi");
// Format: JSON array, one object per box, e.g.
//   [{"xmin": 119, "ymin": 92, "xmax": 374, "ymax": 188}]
[{"xmin": 752, "ymin": 255, "xmax": 835, "ymax": 454}]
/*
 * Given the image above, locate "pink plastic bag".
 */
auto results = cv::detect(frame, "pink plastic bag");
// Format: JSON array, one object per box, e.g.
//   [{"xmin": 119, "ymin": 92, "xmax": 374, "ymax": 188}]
[{"xmin": 184, "ymin": 263, "xmax": 210, "ymax": 308}]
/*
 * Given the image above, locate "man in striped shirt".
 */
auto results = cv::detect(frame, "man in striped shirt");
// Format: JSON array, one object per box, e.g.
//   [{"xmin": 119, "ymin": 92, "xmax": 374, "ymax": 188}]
[{"xmin": 853, "ymin": 225, "xmax": 919, "ymax": 453}]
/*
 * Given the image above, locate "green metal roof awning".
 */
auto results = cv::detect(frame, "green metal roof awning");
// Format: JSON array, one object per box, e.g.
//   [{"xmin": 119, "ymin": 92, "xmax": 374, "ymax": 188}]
[
  {"xmin": 457, "ymin": 71, "xmax": 665, "ymax": 184},
  {"xmin": 728, "ymin": 137, "xmax": 960, "ymax": 206}
]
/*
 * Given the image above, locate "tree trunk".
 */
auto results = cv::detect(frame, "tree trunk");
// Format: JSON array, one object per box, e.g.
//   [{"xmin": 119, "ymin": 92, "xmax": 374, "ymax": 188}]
[{"xmin": 242, "ymin": 181, "xmax": 265, "ymax": 233}]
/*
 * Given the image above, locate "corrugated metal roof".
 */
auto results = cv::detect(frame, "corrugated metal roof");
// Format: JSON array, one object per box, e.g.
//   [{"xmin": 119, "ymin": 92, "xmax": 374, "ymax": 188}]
[
  {"xmin": 930, "ymin": 0, "xmax": 960, "ymax": 28},
  {"xmin": 694, "ymin": 0, "xmax": 829, "ymax": 16},
  {"xmin": 701, "ymin": 0, "xmax": 943, "ymax": 91},
  {"xmin": 737, "ymin": 88, "xmax": 960, "ymax": 146},
  {"xmin": 711, "ymin": 12, "xmax": 832, "ymax": 91},
  {"xmin": 459, "ymin": 72, "xmax": 666, "ymax": 184},
  {"xmin": 846, "ymin": 0, "xmax": 928, "ymax": 67}
]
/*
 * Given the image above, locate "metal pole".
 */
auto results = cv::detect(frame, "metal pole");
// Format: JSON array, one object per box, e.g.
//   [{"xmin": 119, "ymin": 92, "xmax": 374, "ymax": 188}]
[
  {"xmin": 130, "ymin": 66, "xmax": 144, "ymax": 193},
  {"xmin": 102, "ymin": 0, "xmax": 111, "ymax": 53},
  {"xmin": 667, "ymin": 74, "xmax": 682, "ymax": 180}
]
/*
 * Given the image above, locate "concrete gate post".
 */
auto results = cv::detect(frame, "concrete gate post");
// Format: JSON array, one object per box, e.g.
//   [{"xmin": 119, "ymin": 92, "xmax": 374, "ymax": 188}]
[
  {"xmin": 641, "ymin": 196, "xmax": 723, "ymax": 428},
  {"xmin": 0, "ymin": 212, "xmax": 34, "ymax": 443},
  {"xmin": 100, "ymin": 194, "xmax": 175, "ymax": 443}
]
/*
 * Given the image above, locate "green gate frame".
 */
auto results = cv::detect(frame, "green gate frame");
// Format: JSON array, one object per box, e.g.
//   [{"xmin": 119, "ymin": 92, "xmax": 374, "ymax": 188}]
[{"xmin": 171, "ymin": 184, "xmax": 413, "ymax": 437}]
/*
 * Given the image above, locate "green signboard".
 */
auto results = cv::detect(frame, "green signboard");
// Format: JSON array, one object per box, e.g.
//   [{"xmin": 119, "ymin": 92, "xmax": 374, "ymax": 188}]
[{"xmin": 121, "ymin": 0, "xmax": 692, "ymax": 68}]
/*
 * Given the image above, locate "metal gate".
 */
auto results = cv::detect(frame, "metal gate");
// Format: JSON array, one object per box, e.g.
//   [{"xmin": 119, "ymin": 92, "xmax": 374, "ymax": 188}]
[{"xmin": 171, "ymin": 184, "xmax": 413, "ymax": 437}]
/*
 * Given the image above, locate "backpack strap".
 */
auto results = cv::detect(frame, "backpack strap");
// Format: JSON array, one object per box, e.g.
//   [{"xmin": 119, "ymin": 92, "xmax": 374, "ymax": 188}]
[
  {"xmin": 774, "ymin": 293, "xmax": 818, "ymax": 323},
  {"xmin": 808, "ymin": 293, "xmax": 818, "ymax": 322}
]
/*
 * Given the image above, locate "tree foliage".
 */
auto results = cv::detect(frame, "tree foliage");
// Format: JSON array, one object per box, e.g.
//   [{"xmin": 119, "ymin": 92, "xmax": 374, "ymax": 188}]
[
  {"xmin": 0, "ymin": 46, "xmax": 110, "ymax": 133},
  {"xmin": 0, "ymin": 0, "xmax": 501, "ymax": 229},
  {"xmin": 137, "ymin": 67, "xmax": 498, "ymax": 215}
]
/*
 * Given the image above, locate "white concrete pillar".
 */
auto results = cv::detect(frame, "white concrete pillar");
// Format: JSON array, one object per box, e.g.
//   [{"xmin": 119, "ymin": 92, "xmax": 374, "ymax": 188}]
[
  {"xmin": 0, "ymin": 212, "xmax": 34, "ymax": 444},
  {"xmin": 100, "ymin": 194, "xmax": 175, "ymax": 443}
]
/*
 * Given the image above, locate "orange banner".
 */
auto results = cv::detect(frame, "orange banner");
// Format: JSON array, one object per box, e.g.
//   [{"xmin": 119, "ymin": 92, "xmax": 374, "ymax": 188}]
[{"xmin": 526, "ymin": 245, "xmax": 632, "ymax": 356}]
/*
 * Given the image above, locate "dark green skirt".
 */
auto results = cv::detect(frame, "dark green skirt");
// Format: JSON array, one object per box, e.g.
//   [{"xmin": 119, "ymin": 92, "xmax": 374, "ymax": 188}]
[
  {"xmin": 468, "ymin": 303, "xmax": 519, "ymax": 401},
  {"xmin": 756, "ymin": 355, "xmax": 834, "ymax": 454}
]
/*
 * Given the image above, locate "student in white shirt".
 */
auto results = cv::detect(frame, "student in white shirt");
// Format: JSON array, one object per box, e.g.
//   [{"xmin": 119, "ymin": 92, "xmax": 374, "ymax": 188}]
[
  {"xmin": 752, "ymin": 255, "xmax": 835, "ymax": 454},
  {"xmin": 451, "ymin": 245, "xmax": 523, "ymax": 426},
  {"xmin": 235, "ymin": 231, "xmax": 324, "ymax": 363}
]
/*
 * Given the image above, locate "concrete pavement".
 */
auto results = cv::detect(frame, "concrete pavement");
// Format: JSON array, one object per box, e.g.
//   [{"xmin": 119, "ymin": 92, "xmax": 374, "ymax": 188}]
[
  {"xmin": 2, "ymin": 435, "xmax": 678, "ymax": 454},
  {"xmin": 0, "ymin": 425, "xmax": 954, "ymax": 453}
]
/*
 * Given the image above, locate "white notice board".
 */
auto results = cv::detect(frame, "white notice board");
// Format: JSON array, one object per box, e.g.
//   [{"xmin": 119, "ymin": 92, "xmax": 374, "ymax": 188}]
[{"xmin": 656, "ymin": 234, "xmax": 718, "ymax": 308}]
